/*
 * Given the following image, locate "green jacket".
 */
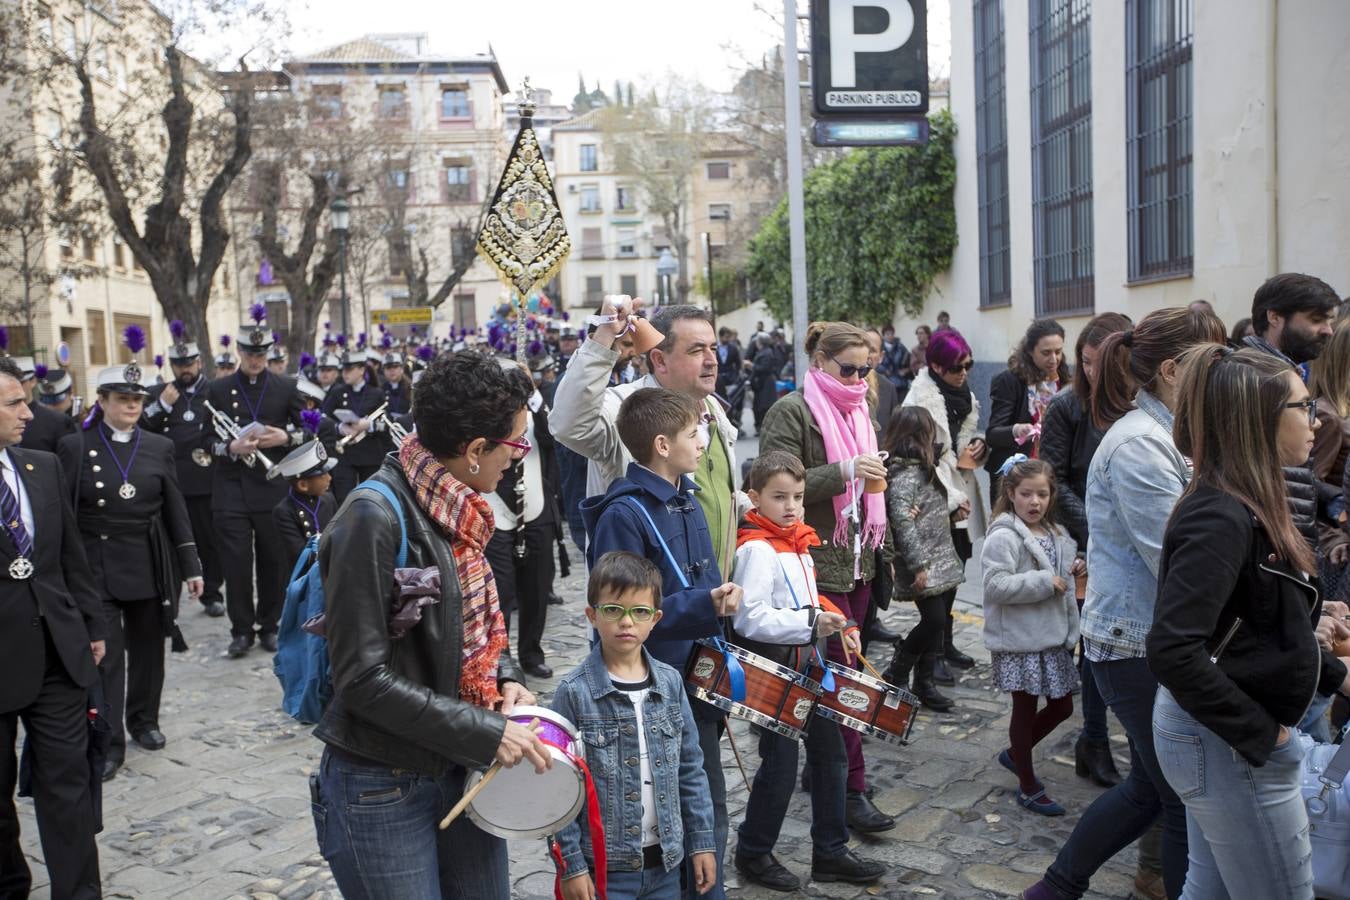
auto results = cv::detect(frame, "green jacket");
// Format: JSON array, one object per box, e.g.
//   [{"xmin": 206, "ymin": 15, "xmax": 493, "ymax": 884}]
[{"xmin": 757, "ymin": 391, "xmax": 891, "ymax": 594}]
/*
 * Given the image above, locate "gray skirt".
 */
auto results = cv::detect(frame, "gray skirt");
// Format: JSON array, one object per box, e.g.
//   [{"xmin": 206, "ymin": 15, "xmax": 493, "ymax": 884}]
[{"xmin": 990, "ymin": 648, "xmax": 1080, "ymax": 698}]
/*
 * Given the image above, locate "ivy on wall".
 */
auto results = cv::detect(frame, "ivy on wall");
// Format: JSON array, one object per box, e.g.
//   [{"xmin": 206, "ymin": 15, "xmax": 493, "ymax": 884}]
[{"xmin": 747, "ymin": 109, "xmax": 957, "ymax": 325}]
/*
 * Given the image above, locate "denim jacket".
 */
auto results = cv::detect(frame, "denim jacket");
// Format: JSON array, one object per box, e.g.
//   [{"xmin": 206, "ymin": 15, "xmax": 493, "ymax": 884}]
[
  {"xmin": 550, "ymin": 645, "xmax": 715, "ymax": 877},
  {"xmin": 1081, "ymin": 391, "xmax": 1190, "ymax": 660}
]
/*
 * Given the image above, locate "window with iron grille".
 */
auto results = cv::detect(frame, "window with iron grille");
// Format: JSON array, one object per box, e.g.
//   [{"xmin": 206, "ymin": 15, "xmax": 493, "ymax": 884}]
[
  {"xmin": 974, "ymin": 0, "xmax": 1011, "ymax": 308},
  {"xmin": 1127, "ymin": 0, "xmax": 1192, "ymax": 281},
  {"xmin": 1030, "ymin": 0, "xmax": 1095, "ymax": 316}
]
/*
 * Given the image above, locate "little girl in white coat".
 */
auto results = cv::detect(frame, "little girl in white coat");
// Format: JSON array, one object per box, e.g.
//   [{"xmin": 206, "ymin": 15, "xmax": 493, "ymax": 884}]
[{"xmin": 981, "ymin": 455, "xmax": 1083, "ymax": 817}]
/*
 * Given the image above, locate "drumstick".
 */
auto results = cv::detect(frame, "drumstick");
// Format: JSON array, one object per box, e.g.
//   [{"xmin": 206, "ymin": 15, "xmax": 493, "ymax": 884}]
[
  {"xmin": 439, "ymin": 763, "xmax": 501, "ymax": 830},
  {"xmin": 855, "ymin": 651, "xmax": 886, "ymax": 682}
]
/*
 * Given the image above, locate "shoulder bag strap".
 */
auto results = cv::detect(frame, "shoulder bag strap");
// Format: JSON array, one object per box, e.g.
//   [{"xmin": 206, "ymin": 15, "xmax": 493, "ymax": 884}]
[
  {"xmin": 622, "ymin": 496, "xmax": 689, "ymax": 589},
  {"xmin": 354, "ymin": 480, "xmax": 409, "ymax": 568}
]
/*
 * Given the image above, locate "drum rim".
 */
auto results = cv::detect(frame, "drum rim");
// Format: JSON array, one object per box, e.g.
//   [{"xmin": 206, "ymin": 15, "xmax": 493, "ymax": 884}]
[
  {"xmin": 505, "ymin": 704, "xmax": 579, "ymax": 741},
  {"xmin": 814, "ymin": 706, "xmax": 910, "ymax": 746},
  {"xmin": 464, "ymin": 744, "xmax": 585, "ymax": 840},
  {"xmin": 688, "ymin": 686, "xmax": 805, "ymax": 741},
  {"xmin": 822, "ymin": 660, "xmax": 892, "ymax": 694},
  {"xmin": 694, "ymin": 638, "xmax": 824, "ymax": 695}
]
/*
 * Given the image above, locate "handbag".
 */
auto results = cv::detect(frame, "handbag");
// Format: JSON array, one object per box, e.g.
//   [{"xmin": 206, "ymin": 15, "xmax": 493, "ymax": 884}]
[{"xmin": 1299, "ymin": 730, "xmax": 1350, "ymax": 900}]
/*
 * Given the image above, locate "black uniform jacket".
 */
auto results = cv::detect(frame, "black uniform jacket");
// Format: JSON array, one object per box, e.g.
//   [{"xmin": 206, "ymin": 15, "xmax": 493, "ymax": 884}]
[
  {"xmin": 272, "ymin": 490, "xmax": 337, "ymax": 573},
  {"xmin": 142, "ymin": 375, "xmax": 214, "ymax": 496},
  {"xmin": 201, "ymin": 371, "xmax": 305, "ymax": 514},
  {"xmin": 19, "ymin": 402, "xmax": 75, "ymax": 454},
  {"xmin": 57, "ymin": 426, "xmax": 201, "ymax": 603},
  {"xmin": 0, "ymin": 447, "xmax": 105, "ymax": 712},
  {"xmin": 322, "ymin": 380, "xmax": 390, "ymax": 468}
]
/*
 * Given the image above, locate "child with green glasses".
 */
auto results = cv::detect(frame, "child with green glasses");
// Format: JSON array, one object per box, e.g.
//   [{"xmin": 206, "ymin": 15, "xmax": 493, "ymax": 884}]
[{"xmin": 550, "ymin": 551, "xmax": 717, "ymax": 899}]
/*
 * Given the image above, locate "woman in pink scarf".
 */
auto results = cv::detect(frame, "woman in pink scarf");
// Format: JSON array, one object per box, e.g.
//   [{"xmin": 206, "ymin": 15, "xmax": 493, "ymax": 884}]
[{"xmin": 757, "ymin": 321, "xmax": 896, "ymax": 834}]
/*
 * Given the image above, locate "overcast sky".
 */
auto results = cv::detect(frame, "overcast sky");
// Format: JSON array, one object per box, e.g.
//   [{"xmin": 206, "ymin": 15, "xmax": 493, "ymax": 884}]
[{"xmin": 285, "ymin": 0, "xmax": 951, "ymax": 98}]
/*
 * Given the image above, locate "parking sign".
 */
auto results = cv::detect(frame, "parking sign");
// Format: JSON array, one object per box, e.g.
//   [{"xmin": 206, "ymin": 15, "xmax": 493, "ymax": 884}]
[{"xmin": 810, "ymin": 0, "xmax": 928, "ymax": 117}]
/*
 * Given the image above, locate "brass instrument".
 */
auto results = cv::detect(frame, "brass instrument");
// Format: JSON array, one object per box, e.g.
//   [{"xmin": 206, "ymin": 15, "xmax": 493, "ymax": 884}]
[
  {"xmin": 388, "ymin": 416, "xmax": 410, "ymax": 446},
  {"xmin": 336, "ymin": 401, "xmax": 388, "ymax": 450},
  {"xmin": 202, "ymin": 400, "xmax": 274, "ymax": 472}
]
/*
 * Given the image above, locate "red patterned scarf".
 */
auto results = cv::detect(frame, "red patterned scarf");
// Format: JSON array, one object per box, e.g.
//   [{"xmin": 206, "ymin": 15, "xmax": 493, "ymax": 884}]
[{"xmin": 399, "ymin": 436, "xmax": 507, "ymax": 709}]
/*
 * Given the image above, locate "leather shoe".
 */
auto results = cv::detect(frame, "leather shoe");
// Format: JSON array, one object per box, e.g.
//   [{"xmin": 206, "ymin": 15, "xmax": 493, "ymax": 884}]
[
  {"xmin": 944, "ymin": 644, "xmax": 976, "ymax": 669},
  {"xmin": 865, "ymin": 621, "xmax": 900, "ymax": 644},
  {"xmin": 202, "ymin": 600, "xmax": 225, "ymax": 617},
  {"xmin": 524, "ymin": 661, "xmax": 553, "ymax": 679},
  {"xmin": 101, "ymin": 759, "xmax": 120, "ymax": 782},
  {"xmin": 933, "ymin": 656, "xmax": 956, "ymax": 685},
  {"xmin": 811, "ymin": 847, "xmax": 885, "ymax": 884},
  {"xmin": 227, "ymin": 635, "xmax": 253, "ymax": 658},
  {"xmin": 258, "ymin": 632, "xmax": 278, "ymax": 653},
  {"xmin": 734, "ymin": 850, "xmax": 800, "ymax": 892},
  {"xmin": 134, "ymin": 729, "xmax": 166, "ymax": 751},
  {"xmin": 845, "ymin": 790, "xmax": 894, "ymax": 832},
  {"xmin": 547, "ymin": 591, "xmax": 565, "ymax": 606}
]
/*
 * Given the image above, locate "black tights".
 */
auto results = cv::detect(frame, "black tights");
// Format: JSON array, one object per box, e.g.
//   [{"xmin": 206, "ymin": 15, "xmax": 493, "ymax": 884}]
[
  {"xmin": 897, "ymin": 588, "xmax": 956, "ymax": 656},
  {"xmin": 1009, "ymin": 690, "xmax": 1074, "ymax": 794}
]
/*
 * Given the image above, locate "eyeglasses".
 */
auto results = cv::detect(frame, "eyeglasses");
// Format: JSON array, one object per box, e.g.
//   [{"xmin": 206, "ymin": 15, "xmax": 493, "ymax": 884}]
[
  {"xmin": 949, "ymin": 360, "xmax": 975, "ymax": 372},
  {"xmin": 828, "ymin": 355, "xmax": 872, "ymax": 379},
  {"xmin": 494, "ymin": 435, "xmax": 532, "ymax": 458},
  {"xmin": 595, "ymin": 604, "xmax": 657, "ymax": 623},
  {"xmin": 1283, "ymin": 397, "xmax": 1318, "ymax": 426}
]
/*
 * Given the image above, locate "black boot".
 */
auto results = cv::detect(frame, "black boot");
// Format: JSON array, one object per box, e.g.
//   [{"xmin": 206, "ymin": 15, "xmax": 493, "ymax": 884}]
[
  {"xmin": 1074, "ymin": 735, "xmax": 1122, "ymax": 787},
  {"xmin": 933, "ymin": 655, "xmax": 957, "ymax": 686},
  {"xmin": 884, "ymin": 647, "xmax": 920, "ymax": 688},
  {"xmin": 943, "ymin": 614, "xmax": 975, "ymax": 669},
  {"xmin": 914, "ymin": 649, "xmax": 955, "ymax": 712},
  {"xmin": 845, "ymin": 791, "xmax": 895, "ymax": 832},
  {"xmin": 812, "ymin": 847, "xmax": 885, "ymax": 884}
]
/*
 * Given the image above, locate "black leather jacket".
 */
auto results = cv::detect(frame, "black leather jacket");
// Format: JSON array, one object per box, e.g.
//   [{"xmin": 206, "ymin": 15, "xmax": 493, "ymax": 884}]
[
  {"xmin": 1038, "ymin": 389, "xmax": 1103, "ymax": 552},
  {"xmin": 314, "ymin": 457, "xmax": 524, "ymax": 774},
  {"xmin": 1148, "ymin": 485, "xmax": 1347, "ymax": 766}
]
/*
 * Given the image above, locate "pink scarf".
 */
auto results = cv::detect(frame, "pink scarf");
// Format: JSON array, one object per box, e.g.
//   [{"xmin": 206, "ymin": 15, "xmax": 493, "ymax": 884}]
[{"xmin": 802, "ymin": 367, "xmax": 888, "ymax": 553}]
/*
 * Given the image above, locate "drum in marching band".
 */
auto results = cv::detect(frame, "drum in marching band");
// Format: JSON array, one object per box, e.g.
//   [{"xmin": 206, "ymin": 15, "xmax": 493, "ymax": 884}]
[
  {"xmin": 462, "ymin": 706, "xmax": 587, "ymax": 840},
  {"xmin": 810, "ymin": 661, "xmax": 920, "ymax": 746},
  {"xmin": 685, "ymin": 638, "xmax": 823, "ymax": 740}
]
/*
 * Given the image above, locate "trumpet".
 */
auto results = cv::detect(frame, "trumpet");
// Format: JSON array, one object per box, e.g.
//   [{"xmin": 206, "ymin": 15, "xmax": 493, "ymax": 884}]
[
  {"xmin": 202, "ymin": 400, "xmax": 274, "ymax": 472},
  {"xmin": 389, "ymin": 416, "xmax": 410, "ymax": 445},
  {"xmin": 337, "ymin": 401, "xmax": 388, "ymax": 450}
]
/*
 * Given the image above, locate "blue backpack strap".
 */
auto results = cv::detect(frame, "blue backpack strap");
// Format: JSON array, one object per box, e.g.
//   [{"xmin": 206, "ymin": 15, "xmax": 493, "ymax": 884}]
[
  {"xmin": 622, "ymin": 496, "xmax": 690, "ymax": 589},
  {"xmin": 354, "ymin": 480, "xmax": 409, "ymax": 567},
  {"xmin": 287, "ymin": 533, "xmax": 322, "ymax": 585},
  {"xmin": 773, "ymin": 553, "xmax": 834, "ymax": 691}
]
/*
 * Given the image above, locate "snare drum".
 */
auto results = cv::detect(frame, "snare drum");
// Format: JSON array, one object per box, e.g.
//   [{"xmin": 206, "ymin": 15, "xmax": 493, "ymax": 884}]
[
  {"xmin": 464, "ymin": 706, "xmax": 586, "ymax": 840},
  {"xmin": 812, "ymin": 661, "xmax": 920, "ymax": 746},
  {"xmin": 685, "ymin": 638, "xmax": 823, "ymax": 740}
]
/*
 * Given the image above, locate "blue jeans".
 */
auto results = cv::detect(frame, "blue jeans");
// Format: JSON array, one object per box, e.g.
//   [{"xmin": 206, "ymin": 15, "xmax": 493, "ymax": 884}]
[
  {"xmin": 1042, "ymin": 657, "xmax": 1189, "ymax": 899},
  {"xmin": 737, "ymin": 718, "xmax": 850, "ymax": 859},
  {"xmin": 605, "ymin": 864, "xmax": 683, "ymax": 900},
  {"xmin": 311, "ymin": 748, "xmax": 509, "ymax": 900},
  {"xmin": 1153, "ymin": 688, "xmax": 1314, "ymax": 899},
  {"xmin": 1298, "ymin": 692, "xmax": 1333, "ymax": 743},
  {"xmin": 694, "ymin": 718, "xmax": 727, "ymax": 900}
]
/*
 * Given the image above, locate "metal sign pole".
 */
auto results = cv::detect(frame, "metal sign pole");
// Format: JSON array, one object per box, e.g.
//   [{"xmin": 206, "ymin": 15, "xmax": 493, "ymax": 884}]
[{"xmin": 783, "ymin": 0, "xmax": 810, "ymax": 382}]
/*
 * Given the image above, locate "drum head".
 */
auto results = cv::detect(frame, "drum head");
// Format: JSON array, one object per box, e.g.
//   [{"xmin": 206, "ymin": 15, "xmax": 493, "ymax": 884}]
[{"xmin": 465, "ymin": 745, "xmax": 585, "ymax": 840}]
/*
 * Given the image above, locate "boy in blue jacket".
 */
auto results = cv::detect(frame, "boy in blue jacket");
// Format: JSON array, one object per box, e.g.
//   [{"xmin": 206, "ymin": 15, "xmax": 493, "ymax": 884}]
[{"xmin": 581, "ymin": 386, "xmax": 742, "ymax": 900}]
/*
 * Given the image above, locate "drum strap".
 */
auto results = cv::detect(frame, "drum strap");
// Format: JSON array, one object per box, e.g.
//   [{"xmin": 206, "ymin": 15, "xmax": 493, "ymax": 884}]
[
  {"xmin": 775, "ymin": 556, "xmax": 836, "ymax": 693},
  {"xmin": 550, "ymin": 753, "xmax": 609, "ymax": 900},
  {"xmin": 621, "ymin": 498, "xmax": 747, "ymax": 703}
]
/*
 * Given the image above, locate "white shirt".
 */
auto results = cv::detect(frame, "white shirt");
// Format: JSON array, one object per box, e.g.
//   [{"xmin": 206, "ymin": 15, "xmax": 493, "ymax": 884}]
[
  {"xmin": 609, "ymin": 670, "xmax": 660, "ymax": 847},
  {"xmin": 0, "ymin": 449, "xmax": 36, "ymax": 542},
  {"xmin": 485, "ymin": 402, "xmax": 544, "ymax": 529}
]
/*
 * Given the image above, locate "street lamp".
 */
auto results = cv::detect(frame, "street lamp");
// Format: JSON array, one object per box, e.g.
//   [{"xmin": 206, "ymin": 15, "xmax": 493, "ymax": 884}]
[
  {"xmin": 656, "ymin": 248, "xmax": 677, "ymax": 306},
  {"xmin": 330, "ymin": 196, "xmax": 351, "ymax": 337}
]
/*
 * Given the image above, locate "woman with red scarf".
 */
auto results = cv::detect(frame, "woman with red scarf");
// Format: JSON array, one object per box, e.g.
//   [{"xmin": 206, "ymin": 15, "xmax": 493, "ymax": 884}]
[
  {"xmin": 758, "ymin": 321, "xmax": 895, "ymax": 833},
  {"xmin": 311, "ymin": 352, "xmax": 551, "ymax": 899}
]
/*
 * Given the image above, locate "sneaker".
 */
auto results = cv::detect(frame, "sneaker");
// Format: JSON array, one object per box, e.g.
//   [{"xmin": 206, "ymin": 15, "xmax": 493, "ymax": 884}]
[{"xmin": 734, "ymin": 851, "xmax": 800, "ymax": 892}]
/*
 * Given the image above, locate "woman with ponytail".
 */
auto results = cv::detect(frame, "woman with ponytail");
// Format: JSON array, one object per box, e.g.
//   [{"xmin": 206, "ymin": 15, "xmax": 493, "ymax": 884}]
[
  {"xmin": 1024, "ymin": 307, "xmax": 1224, "ymax": 900},
  {"xmin": 758, "ymin": 321, "xmax": 896, "ymax": 832},
  {"xmin": 1148, "ymin": 345, "xmax": 1349, "ymax": 897}
]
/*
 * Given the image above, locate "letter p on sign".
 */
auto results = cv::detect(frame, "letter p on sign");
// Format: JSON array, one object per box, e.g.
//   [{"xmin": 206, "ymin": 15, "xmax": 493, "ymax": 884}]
[{"xmin": 829, "ymin": 0, "xmax": 915, "ymax": 87}]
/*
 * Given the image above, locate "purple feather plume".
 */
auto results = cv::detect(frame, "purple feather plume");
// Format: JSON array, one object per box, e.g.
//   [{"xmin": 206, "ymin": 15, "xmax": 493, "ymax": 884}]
[
  {"xmin": 300, "ymin": 408, "xmax": 323, "ymax": 436},
  {"xmin": 299, "ymin": 351, "xmax": 316, "ymax": 369},
  {"xmin": 122, "ymin": 323, "xmax": 146, "ymax": 355},
  {"xmin": 381, "ymin": 333, "xmax": 393, "ymax": 349},
  {"xmin": 249, "ymin": 302, "xmax": 267, "ymax": 325},
  {"xmin": 271, "ymin": 331, "xmax": 279, "ymax": 342},
  {"xmin": 562, "ymin": 311, "xmax": 570, "ymax": 322},
  {"xmin": 324, "ymin": 321, "xmax": 332, "ymax": 331},
  {"xmin": 34, "ymin": 363, "xmax": 48, "ymax": 380},
  {"xmin": 154, "ymin": 354, "xmax": 164, "ymax": 368},
  {"xmin": 357, "ymin": 332, "xmax": 367, "ymax": 349},
  {"xmin": 378, "ymin": 323, "xmax": 387, "ymax": 333},
  {"xmin": 169, "ymin": 319, "xmax": 186, "ymax": 339},
  {"xmin": 336, "ymin": 334, "xmax": 347, "ymax": 348},
  {"xmin": 220, "ymin": 335, "xmax": 232, "ymax": 348},
  {"xmin": 0, "ymin": 326, "xmax": 9, "ymax": 351},
  {"xmin": 416, "ymin": 344, "xmax": 435, "ymax": 362},
  {"xmin": 528, "ymin": 340, "xmax": 543, "ymax": 356}
]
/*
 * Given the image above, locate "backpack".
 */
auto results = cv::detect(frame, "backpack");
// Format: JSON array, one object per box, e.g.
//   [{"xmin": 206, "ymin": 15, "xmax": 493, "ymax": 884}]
[{"xmin": 273, "ymin": 480, "xmax": 408, "ymax": 723}]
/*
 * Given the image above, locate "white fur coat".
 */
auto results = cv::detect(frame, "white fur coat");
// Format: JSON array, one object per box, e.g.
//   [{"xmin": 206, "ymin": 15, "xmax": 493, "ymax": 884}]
[{"xmin": 901, "ymin": 368, "xmax": 987, "ymax": 539}]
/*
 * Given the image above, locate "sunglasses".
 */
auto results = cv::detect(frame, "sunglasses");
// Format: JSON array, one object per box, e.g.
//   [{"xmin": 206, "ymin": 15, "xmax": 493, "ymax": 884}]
[
  {"xmin": 494, "ymin": 435, "xmax": 532, "ymax": 458},
  {"xmin": 949, "ymin": 360, "xmax": 975, "ymax": 372},
  {"xmin": 1283, "ymin": 397, "xmax": 1318, "ymax": 426},
  {"xmin": 595, "ymin": 604, "xmax": 657, "ymax": 623},
  {"xmin": 828, "ymin": 354, "xmax": 872, "ymax": 379}
]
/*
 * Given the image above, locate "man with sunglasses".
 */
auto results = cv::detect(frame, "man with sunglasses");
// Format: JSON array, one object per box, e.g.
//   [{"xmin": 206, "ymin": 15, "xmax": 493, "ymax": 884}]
[{"xmin": 200, "ymin": 320, "xmax": 306, "ymax": 658}]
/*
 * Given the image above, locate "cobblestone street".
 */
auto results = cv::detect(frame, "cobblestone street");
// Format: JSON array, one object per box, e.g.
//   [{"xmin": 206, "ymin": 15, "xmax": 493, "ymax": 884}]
[{"xmin": 19, "ymin": 441, "xmax": 1140, "ymax": 899}]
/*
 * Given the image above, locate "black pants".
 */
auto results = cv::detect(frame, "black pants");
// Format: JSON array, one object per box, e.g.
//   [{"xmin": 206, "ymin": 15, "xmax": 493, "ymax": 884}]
[
  {"xmin": 485, "ymin": 523, "xmax": 554, "ymax": 667},
  {"xmin": 331, "ymin": 461, "xmax": 381, "ymax": 505},
  {"xmin": 899, "ymin": 588, "xmax": 957, "ymax": 656},
  {"xmin": 217, "ymin": 507, "xmax": 285, "ymax": 638},
  {"xmin": 101, "ymin": 596, "xmax": 164, "ymax": 761},
  {"xmin": 185, "ymin": 493, "xmax": 224, "ymax": 605},
  {"xmin": 0, "ymin": 624, "xmax": 101, "ymax": 899}
]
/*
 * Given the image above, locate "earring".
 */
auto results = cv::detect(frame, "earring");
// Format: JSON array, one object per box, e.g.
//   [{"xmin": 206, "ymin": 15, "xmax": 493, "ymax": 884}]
[{"xmin": 469, "ymin": 463, "xmax": 480, "ymax": 475}]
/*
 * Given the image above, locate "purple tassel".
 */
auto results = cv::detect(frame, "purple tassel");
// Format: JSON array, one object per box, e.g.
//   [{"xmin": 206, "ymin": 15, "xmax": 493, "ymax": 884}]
[
  {"xmin": 81, "ymin": 403, "xmax": 101, "ymax": 431},
  {"xmin": 169, "ymin": 319, "xmax": 186, "ymax": 339},
  {"xmin": 249, "ymin": 302, "xmax": 267, "ymax": 324},
  {"xmin": 122, "ymin": 323, "xmax": 147, "ymax": 355},
  {"xmin": 300, "ymin": 408, "xmax": 323, "ymax": 436}
]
